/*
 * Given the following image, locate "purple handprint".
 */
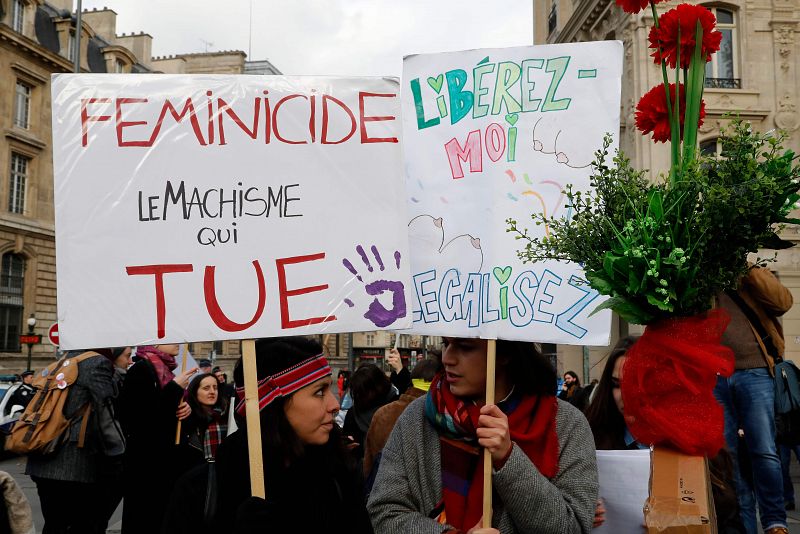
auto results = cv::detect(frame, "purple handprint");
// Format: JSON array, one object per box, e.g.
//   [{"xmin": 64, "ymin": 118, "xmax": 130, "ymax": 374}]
[{"xmin": 342, "ymin": 245, "xmax": 407, "ymax": 328}]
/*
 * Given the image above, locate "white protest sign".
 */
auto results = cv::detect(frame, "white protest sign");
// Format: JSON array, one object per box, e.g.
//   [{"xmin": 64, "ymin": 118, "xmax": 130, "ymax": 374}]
[
  {"xmin": 402, "ymin": 42, "xmax": 622, "ymax": 344},
  {"xmin": 52, "ymin": 75, "xmax": 412, "ymax": 349}
]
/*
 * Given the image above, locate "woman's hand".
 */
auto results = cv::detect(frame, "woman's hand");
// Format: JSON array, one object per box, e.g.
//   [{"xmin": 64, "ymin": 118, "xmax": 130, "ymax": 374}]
[
  {"xmin": 172, "ymin": 367, "xmax": 198, "ymax": 388},
  {"xmin": 593, "ymin": 499, "xmax": 606, "ymax": 528},
  {"xmin": 176, "ymin": 401, "xmax": 191, "ymax": 421},
  {"xmin": 466, "ymin": 516, "xmax": 499, "ymax": 534},
  {"xmin": 477, "ymin": 404, "xmax": 512, "ymax": 467},
  {"xmin": 386, "ymin": 348, "xmax": 403, "ymax": 373}
]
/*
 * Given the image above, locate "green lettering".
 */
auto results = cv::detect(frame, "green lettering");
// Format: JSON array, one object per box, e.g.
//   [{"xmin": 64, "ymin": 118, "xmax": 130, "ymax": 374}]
[
  {"xmin": 491, "ymin": 62, "xmax": 522, "ymax": 115},
  {"xmin": 541, "ymin": 57, "xmax": 572, "ymax": 112},
  {"xmin": 520, "ymin": 59, "xmax": 544, "ymax": 112},
  {"xmin": 472, "ymin": 62, "xmax": 495, "ymax": 119},
  {"xmin": 446, "ymin": 69, "xmax": 473, "ymax": 125},
  {"xmin": 410, "ymin": 78, "xmax": 440, "ymax": 130}
]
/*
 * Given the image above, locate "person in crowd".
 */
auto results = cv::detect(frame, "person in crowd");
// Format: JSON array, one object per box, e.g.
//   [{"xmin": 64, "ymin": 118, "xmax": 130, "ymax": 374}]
[
  {"xmin": 175, "ymin": 373, "xmax": 229, "ymax": 474},
  {"xmin": 386, "ymin": 349, "xmax": 411, "ymax": 394},
  {"xmin": 714, "ymin": 266, "xmax": 793, "ymax": 534},
  {"xmin": 363, "ymin": 353, "xmax": 442, "ymax": 491},
  {"xmin": 584, "ymin": 379, "xmax": 599, "ymax": 403},
  {"xmin": 26, "ymin": 348, "xmax": 125, "ymax": 534},
  {"xmin": 212, "ymin": 365, "xmax": 236, "ymax": 403},
  {"xmin": 586, "ymin": 336, "xmax": 745, "ymax": 533},
  {"xmin": 209, "ymin": 336, "xmax": 371, "ymax": 533},
  {"xmin": 342, "ymin": 363, "xmax": 399, "ymax": 460},
  {"xmin": 119, "ymin": 344, "xmax": 197, "ymax": 534},
  {"xmin": 368, "ymin": 337, "xmax": 598, "ymax": 533},
  {"xmin": 558, "ymin": 370, "xmax": 587, "ymax": 410},
  {"xmin": 197, "ymin": 359, "xmax": 213, "ymax": 375},
  {"xmin": 7, "ymin": 371, "xmax": 35, "ymax": 413},
  {"xmin": 780, "ymin": 443, "xmax": 800, "ymax": 510}
]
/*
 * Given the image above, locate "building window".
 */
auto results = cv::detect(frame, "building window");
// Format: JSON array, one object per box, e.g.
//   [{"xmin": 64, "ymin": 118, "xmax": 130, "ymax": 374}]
[
  {"xmin": 11, "ymin": 0, "xmax": 25, "ymax": 33},
  {"xmin": 704, "ymin": 8, "xmax": 739, "ymax": 88},
  {"xmin": 700, "ymin": 138, "xmax": 721, "ymax": 157},
  {"xmin": 13, "ymin": 82, "xmax": 30, "ymax": 129},
  {"xmin": 366, "ymin": 333, "xmax": 375, "ymax": 347},
  {"xmin": 115, "ymin": 59, "xmax": 125, "ymax": 73},
  {"xmin": 9, "ymin": 153, "xmax": 28, "ymax": 214},
  {"xmin": 548, "ymin": 1, "xmax": 558, "ymax": 36},
  {"xmin": 0, "ymin": 253, "xmax": 25, "ymax": 352}
]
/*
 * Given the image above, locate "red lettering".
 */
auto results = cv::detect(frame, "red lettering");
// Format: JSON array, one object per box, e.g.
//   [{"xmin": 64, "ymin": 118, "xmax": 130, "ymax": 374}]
[
  {"xmin": 81, "ymin": 98, "xmax": 112, "ymax": 147},
  {"xmin": 444, "ymin": 130, "xmax": 483, "ymax": 179},
  {"xmin": 321, "ymin": 95, "xmax": 356, "ymax": 144},
  {"xmin": 203, "ymin": 260, "xmax": 266, "ymax": 332},
  {"xmin": 272, "ymin": 95, "xmax": 307, "ymax": 145},
  {"xmin": 148, "ymin": 98, "xmax": 207, "ymax": 146},
  {"xmin": 115, "ymin": 98, "xmax": 150, "ymax": 147},
  {"xmin": 358, "ymin": 92, "xmax": 398, "ymax": 144},
  {"xmin": 276, "ymin": 253, "xmax": 336, "ymax": 329},
  {"xmin": 126, "ymin": 264, "xmax": 193, "ymax": 338},
  {"xmin": 217, "ymin": 97, "xmax": 261, "ymax": 145}
]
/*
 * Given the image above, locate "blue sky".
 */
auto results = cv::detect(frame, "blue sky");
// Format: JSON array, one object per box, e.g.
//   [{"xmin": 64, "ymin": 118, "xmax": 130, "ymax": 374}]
[{"xmin": 79, "ymin": 0, "xmax": 533, "ymax": 76}]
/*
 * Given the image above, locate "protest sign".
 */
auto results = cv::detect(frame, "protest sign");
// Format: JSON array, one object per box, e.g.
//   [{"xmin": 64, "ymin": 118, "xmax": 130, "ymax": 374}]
[
  {"xmin": 52, "ymin": 75, "xmax": 411, "ymax": 349},
  {"xmin": 402, "ymin": 42, "xmax": 622, "ymax": 344}
]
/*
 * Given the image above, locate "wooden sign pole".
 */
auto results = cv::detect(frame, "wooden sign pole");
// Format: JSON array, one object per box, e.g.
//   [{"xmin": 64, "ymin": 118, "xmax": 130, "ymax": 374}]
[
  {"xmin": 242, "ymin": 339, "xmax": 265, "ymax": 498},
  {"xmin": 483, "ymin": 339, "xmax": 497, "ymax": 528},
  {"xmin": 174, "ymin": 343, "xmax": 188, "ymax": 445}
]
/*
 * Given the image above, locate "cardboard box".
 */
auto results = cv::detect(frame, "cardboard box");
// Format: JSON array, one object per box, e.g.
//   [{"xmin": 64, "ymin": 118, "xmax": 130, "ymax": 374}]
[{"xmin": 645, "ymin": 446, "xmax": 717, "ymax": 534}]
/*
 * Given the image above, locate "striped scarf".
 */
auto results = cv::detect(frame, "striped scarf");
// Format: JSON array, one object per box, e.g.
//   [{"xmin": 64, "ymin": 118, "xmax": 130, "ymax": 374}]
[
  {"xmin": 424, "ymin": 373, "xmax": 559, "ymax": 530},
  {"xmin": 203, "ymin": 409, "xmax": 228, "ymax": 459}
]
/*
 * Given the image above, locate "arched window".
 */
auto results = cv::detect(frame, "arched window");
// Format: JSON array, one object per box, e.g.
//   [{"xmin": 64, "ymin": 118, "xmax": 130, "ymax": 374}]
[
  {"xmin": 0, "ymin": 253, "xmax": 25, "ymax": 351},
  {"xmin": 704, "ymin": 8, "xmax": 739, "ymax": 88}
]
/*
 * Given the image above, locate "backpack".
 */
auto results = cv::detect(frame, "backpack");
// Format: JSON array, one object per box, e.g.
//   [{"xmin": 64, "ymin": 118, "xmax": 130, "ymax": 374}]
[
  {"xmin": 5, "ymin": 351, "xmax": 100, "ymax": 455},
  {"xmin": 775, "ymin": 359, "xmax": 800, "ymax": 446}
]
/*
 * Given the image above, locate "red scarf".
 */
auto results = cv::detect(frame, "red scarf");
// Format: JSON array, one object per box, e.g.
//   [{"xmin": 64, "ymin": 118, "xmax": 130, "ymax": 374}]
[
  {"xmin": 425, "ymin": 374, "xmax": 559, "ymax": 530},
  {"xmin": 135, "ymin": 345, "xmax": 177, "ymax": 388}
]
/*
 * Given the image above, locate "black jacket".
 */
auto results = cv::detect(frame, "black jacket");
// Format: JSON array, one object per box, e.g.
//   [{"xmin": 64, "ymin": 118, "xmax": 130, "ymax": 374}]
[
  {"xmin": 212, "ymin": 427, "xmax": 372, "ymax": 534},
  {"xmin": 119, "ymin": 358, "xmax": 184, "ymax": 534}
]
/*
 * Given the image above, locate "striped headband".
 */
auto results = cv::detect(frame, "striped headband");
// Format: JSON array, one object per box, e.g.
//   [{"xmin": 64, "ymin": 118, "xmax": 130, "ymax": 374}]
[{"xmin": 235, "ymin": 353, "xmax": 331, "ymax": 416}]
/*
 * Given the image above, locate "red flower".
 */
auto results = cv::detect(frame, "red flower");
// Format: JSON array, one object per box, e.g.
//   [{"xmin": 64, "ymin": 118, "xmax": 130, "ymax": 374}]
[
  {"xmin": 615, "ymin": 0, "xmax": 667, "ymax": 15},
  {"xmin": 649, "ymin": 4, "xmax": 722, "ymax": 69},
  {"xmin": 635, "ymin": 83, "xmax": 706, "ymax": 143}
]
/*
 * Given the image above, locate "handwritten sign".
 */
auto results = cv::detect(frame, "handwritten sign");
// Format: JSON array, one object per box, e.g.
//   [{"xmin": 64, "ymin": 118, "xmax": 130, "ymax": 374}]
[
  {"xmin": 402, "ymin": 42, "xmax": 622, "ymax": 344},
  {"xmin": 52, "ymin": 74, "xmax": 412, "ymax": 349}
]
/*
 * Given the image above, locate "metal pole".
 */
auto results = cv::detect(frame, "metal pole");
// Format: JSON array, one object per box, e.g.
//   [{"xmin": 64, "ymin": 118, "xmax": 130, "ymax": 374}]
[
  {"xmin": 347, "ymin": 332, "xmax": 354, "ymax": 372},
  {"xmin": 74, "ymin": 0, "xmax": 82, "ymax": 73},
  {"xmin": 26, "ymin": 344, "xmax": 32, "ymax": 372}
]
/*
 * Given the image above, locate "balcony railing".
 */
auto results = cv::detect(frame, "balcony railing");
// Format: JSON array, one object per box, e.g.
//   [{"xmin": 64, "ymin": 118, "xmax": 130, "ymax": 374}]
[{"xmin": 704, "ymin": 78, "xmax": 741, "ymax": 89}]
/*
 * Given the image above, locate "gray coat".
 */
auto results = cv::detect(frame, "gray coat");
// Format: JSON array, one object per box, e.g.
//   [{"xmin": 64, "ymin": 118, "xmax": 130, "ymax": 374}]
[
  {"xmin": 367, "ymin": 396, "xmax": 598, "ymax": 534},
  {"xmin": 26, "ymin": 351, "xmax": 121, "ymax": 484}
]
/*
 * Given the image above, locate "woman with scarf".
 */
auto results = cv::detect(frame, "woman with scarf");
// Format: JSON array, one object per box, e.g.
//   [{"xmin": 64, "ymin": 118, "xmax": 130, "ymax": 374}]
[
  {"xmin": 118, "ymin": 344, "xmax": 197, "ymax": 534},
  {"xmin": 213, "ymin": 336, "xmax": 372, "ymax": 533},
  {"xmin": 367, "ymin": 337, "xmax": 598, "ymax": 534},
  {"xmin": 175, "ymin": 373, "xmax": 229, "ymax": 475}
]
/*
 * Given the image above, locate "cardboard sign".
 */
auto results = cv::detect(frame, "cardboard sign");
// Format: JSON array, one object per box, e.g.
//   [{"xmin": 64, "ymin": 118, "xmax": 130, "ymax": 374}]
[
  {"xmin": 402, "ymin": 42, "xmax": 622, "ymax": 344},
  {"xmin": 52, "ymin": 75, "xmax": 412, "ymax": 349}
]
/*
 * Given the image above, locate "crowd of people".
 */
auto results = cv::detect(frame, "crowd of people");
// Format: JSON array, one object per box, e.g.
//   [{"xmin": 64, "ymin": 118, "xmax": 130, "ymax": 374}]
[{"xmin": 1, "ymin": 267, "xmax": 795, "ymax": 534}]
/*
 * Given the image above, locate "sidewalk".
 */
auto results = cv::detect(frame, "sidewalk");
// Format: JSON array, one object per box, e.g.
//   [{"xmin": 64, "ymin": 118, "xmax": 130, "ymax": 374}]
[{"xmin": 3, "ymin": 451, "xmax": 800, "ymax": 532}]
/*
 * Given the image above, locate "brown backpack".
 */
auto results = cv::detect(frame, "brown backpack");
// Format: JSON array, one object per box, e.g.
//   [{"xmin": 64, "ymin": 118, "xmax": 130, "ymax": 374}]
[{"xmin": 5, "ymin": 351, "xmax": 100, "ymax": 455}]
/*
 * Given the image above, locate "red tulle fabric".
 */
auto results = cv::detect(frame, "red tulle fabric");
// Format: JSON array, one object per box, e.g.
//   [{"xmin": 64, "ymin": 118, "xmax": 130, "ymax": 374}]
[{"xmin": 621, "ymin": 309, "xmax": 735, "ymax": 456}]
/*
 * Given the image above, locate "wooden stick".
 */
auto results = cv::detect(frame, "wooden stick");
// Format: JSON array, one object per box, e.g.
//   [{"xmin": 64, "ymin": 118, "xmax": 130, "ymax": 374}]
[
  {"xmin": 242, "ymin": 339, "xmax": 265, "ymax": 498},
  {"xmin": 483, "ymin": 339, "xmax": 497, "ymax": 528},
  {"xmin": 174, "ymin": 343, "xmax": 188, "ymax": 445}
]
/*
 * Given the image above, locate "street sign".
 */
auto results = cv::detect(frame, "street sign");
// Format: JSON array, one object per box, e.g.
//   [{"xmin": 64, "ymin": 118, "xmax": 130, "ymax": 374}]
[
  {"xmin": 48, "ymin": 323, "xmax": 59, "ymax": 347},
  {"xmin": 19, "ymin": 334, "xmax": 41, "ymax": 345}
]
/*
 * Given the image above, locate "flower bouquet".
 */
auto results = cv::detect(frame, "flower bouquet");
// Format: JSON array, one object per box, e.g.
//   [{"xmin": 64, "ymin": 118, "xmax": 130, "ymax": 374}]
[{"xmin": 507, "ymin": 0, "xmax": 800, "ymax": 455}]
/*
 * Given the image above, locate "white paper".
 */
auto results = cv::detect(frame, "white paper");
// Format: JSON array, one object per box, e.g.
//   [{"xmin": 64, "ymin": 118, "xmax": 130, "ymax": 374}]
[
  {"xmin": 595, "ymin": 449, "xmax": 651, "ymax": 533},
  {"xmin": 401, "ymin": 41, "xmax": 622, "ymax": 344}
]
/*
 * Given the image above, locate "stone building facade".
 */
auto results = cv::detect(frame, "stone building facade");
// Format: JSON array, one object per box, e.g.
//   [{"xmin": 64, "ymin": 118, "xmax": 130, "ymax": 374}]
[
  {"xmin": 534, "ymin": 0, "xmax": 800, "ymax": 380},
  {"xmin": 0, "ymin": 2, "xmax": 279, "ymax": 372}
]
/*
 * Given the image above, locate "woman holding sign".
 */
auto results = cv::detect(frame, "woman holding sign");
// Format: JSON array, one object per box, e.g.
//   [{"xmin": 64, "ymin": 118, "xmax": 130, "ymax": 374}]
[
  {"xmin": 213, "ymin": 337, "xmax": 371, "ymax": 533},
  {"xmin": 367, "ymin": 337, "xmax": 598, "ymax": 533}
]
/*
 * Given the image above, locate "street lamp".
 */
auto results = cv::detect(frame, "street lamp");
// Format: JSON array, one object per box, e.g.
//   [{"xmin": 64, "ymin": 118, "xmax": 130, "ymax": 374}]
[{"xmin": 25, "ymin": 314, "xmax": 37, "ymax": 372}]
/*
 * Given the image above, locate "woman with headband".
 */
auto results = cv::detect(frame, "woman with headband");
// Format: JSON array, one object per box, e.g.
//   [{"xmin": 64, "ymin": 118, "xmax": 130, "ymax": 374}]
[{"xmin": 213, "ymin": 336, "xmax": 372, "ymax": 533}]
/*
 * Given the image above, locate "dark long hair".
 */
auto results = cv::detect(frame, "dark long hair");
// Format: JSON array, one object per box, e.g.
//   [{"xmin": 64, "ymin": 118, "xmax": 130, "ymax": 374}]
[
  {"xmin": 349, "ymin": 364, "xmax": 391, "ymax": 410},
  {"xmin": 187, "ymin": 373, "xmax": 228, "ymax": 417},
  {"xmin": 564, "ymin": 370, "xmax": 580, "ymax": 387},
  {"xmin": 497, "ymin": 340, "xmax": 557, "ymax": 397},
  {"xmin": 232, "ymin": 336, "xmax": 344, "ymax": 467},
  {"xmin": 584, "ymin": 336, "xmax": 639, "ymax": 450}
]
